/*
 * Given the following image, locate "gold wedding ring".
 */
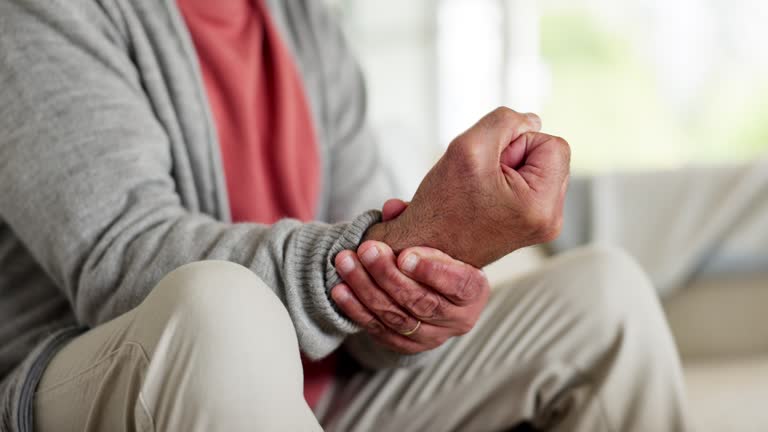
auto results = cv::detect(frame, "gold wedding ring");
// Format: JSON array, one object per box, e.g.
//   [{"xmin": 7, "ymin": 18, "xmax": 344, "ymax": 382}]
[{"xmin": 400, "ymin": 320, "xmax": 421, "ymax": 336}]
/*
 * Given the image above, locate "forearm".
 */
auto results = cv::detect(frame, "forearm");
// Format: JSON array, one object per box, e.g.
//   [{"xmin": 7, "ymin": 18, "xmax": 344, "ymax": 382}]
[
  {"xmin": 1, "ymin": 187, "xmax": 381, "ymax": 360},
  {"xmin": 362, "ymin": 213, "xmax": 492, "ymax": 268},
  {"xmin": 97, "ymin": 212, "xmax": 381, "ymax": 357},
  {"xmin": 0, "ymin": 144, "xmax": 379, "ymax": 361}
]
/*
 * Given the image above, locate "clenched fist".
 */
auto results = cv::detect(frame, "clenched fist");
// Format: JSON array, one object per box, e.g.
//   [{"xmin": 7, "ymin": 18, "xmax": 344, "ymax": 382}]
[{"xmin": 365, "ymin": 107, "xmax": 570, "ymax": 267}]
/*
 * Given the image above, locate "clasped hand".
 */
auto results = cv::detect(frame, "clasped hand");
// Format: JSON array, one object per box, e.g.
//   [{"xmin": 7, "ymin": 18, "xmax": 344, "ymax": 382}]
[
  {"xmin": 332, "ymin": 107, "xmax": 571, "ymax": 354},
  {"xmin": 332, "ymin": 200, "xmax": 490, "ymax": 354}
]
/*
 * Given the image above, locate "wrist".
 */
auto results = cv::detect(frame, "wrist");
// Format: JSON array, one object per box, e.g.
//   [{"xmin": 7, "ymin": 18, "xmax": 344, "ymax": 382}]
[
  {"xmin": 362, "ymin": 218, "xmax": 415, "ymax": 256},
  {"xmin": 362, "ymin": 221, "xmax": 388, "ymax": 244},
  {"xmin": 362, "ymin": 209, "xmax": 482, "ymax": 265}
]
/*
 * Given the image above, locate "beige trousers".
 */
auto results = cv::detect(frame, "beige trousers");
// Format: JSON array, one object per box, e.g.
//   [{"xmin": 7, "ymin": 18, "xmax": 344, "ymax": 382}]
[{"xmin": 34, "ymin": 246, "xmax": 690, "ymax": 432}]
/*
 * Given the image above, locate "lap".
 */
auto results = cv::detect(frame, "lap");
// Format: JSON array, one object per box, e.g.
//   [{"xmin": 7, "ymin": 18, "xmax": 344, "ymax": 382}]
[
  {"xmin": 33, "ymin": 308, "xmax": 150, "ymax": 432},
  {"xmin": 319, "ymin": 246, "xmax": 663, "ymax": 432},
  {"xmin": 34, "ymin": 260, "xmax": 316, "ymax": 432}
]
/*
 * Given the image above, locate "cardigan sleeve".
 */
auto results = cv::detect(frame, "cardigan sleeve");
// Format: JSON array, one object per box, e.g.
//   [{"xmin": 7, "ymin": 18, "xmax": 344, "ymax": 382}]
[{"xmin": 0, "ymin": 0, "xmax": 372, "ymax": 360}]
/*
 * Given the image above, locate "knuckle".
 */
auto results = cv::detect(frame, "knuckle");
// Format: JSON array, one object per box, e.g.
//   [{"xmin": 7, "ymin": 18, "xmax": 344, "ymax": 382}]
[
  {"xmin": 549, "ymin": 214, "xmax": 565, "ymax": 239},
  {"xmin": 553, "ymin": 136, "xmax": 572, "ymax": 162},
  {"xmin": 408, "ymin": 291, "xmax": 440, "ymax": 319},
  {"xmin": 367, "ymin": 297, "xmax": 389, "ymax": 314},
  {"xmin": 366, "ymin": 319, "xmax": 385, "ymax": 335},
  {"xmin": 541, "ymin": 222, "xmax": 563, "ymax": 243},
  {"xmin": 524, "ymin": 206, "xmax": 549, "ymax": 231},
  {"xmin": 381, "ymin": 310, "xmax": 407, "ymax": 329},
  {"xmin": 551, "ymin": 134, "xmax": 567, "ymax": 146},
  {"xmin": 455, "ymin": 269, "xmax": 478, "ymax": 302},
  {"xmin": 357, "ymin": 284, "xmax": 381, "ymax": 306},
  {"xmin": 492, "ymin": 106, "xmax": 516, "ymax": 123},
  {"xmin": 448, "ymin": 132, "xmax": 468, "ymax": 149},
  {"xmin": 447, "ymin": 134, "xmax": 470, "ymax": 157},
  {"xmin": 446, "ymin": 137, "xmax": 481, "ymax": 168},
  {"xmin": 382, "ymin": 264, "xmax": 404, "ymax": 286},
  {"xmin": 533, "ymin": 207, "xmax": 563, "ymax": 242},
  {"xmin": 524, "ymin": 206, "xmax": 560, "ymax": 241}
]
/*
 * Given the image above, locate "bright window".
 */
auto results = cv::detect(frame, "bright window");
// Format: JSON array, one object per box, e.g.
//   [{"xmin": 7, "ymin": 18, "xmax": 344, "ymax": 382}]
[
  {"xmin": 536, "ymin": 0, "xmax": 768, "ymax": 172},
  {"xmin": 334, "ymin": 0, "xmax": 768, "ymax": 192}
]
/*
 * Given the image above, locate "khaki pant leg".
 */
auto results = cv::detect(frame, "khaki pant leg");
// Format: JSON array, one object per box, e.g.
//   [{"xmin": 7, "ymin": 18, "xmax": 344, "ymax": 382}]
[
  {"xmin": 320, "ymin": 246, "xmax": 691, "ymax": 432},
  {"xmin": 34, "ymin": 260, "xmax": 322, "ymax": 432}
]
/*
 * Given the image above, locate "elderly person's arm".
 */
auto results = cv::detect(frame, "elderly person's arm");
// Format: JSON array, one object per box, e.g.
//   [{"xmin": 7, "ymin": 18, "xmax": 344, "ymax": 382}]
[
  {"xmin": 0, "ymin": 0, "xmax": 376, "ymax": 360},
  {"xmin": 303, "ymin": 3, "xmax": 573, "ymax": 367}
]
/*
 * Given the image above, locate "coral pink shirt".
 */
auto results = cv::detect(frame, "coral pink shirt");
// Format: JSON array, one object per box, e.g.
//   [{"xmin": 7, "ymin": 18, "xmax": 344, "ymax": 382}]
[{"xmin": 178, "ymin": 0, "xmax": 335, "ymax": 409}]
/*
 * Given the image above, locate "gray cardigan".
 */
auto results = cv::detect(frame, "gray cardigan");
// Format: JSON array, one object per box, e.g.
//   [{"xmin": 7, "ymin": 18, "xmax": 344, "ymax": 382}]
[{"xmin": 0, "ymin": 1, "xmax": 436, "ymax": 431}]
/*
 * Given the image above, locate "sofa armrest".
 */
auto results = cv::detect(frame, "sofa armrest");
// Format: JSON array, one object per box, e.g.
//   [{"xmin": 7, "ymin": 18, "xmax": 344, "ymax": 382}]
[{"xmin": 663, "ymin": 273, "xmax": 768, "ymax": 360}]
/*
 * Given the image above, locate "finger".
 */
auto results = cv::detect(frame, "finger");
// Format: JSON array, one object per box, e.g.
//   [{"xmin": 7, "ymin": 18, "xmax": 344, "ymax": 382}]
[
  {"xmin": 517, "ymin": 132, "xmax": 571, "ymax": 184},
  {"xmin": 335, "ymin": 250, "xmax": 421, "ymax": 334},
  {"xmin": 357, "ymin": 241, "xmax": 461, "ymax": 323},
  {"xmin": 502, "ymin": 132, "xmax": 570, "ymax": 199},
  {"xmin": 525, "ymin": 112, "xmax": 543, "ymax": 131},
  {"xmin": 369, "ymin": 324, "xmax": 452, "ymax": 355},
  {"xmin": 331, "ymin": 284, "xmax": 454, "ymax": 352},
  {"xmin": 460, "ymin": 107, "xmax": 542, "ymax": 160},
  {"xmin": 500, "ymin": 135, "xmax": 527, "ymax": 169},
  {"xmin": 331, "ymin": 283, "xmax": 388, "ymax": 335},
  {"xmin": 397, "ymin": 247, "xmax": 490, "ymax": 308},
  {"xmin": 381, "ymin": 198, "xmax": 409, "ymax": 222}
]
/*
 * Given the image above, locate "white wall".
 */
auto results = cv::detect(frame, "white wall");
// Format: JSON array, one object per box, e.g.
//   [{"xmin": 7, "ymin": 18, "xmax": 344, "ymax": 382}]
[
  {"xmin": 331, "ymin": 0, "xmax": 768, "ymax": 186},
  {"xmin": 334, "ymin": 1, "xmax": 441, "ymax": 197}
]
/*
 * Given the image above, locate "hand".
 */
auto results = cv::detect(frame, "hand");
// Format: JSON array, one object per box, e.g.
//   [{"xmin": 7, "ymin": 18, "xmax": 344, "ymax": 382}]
[
  {"xmin": 330, "ymin": 199, "xmax": 489, "ymax": 354},
  {"xmin": 332, "ymin": 241, "xmax": 489, "ymax": 354},
  {"xmin": 365, "ymin": 107, "xmax": 571, "ymax": 268}
]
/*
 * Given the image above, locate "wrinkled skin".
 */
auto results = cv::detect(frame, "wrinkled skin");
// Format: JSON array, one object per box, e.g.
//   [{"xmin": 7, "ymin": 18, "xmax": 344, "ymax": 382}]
[{"xmin": 333, "ymin": 107, "xmax": 571, "ymax": 354}]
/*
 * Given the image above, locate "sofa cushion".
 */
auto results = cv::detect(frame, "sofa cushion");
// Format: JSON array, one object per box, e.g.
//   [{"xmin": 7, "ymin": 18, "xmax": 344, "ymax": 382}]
[
  {"xmin": 684, "ymin": 355, "xmax": 768, "ymax": 432},
  {"xmin": 664, "ymin": 273, "xmax": 768, "ymax": 359}
]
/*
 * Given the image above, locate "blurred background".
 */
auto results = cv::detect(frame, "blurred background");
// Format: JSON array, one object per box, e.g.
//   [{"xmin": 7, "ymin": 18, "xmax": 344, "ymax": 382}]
[
  {"xmin": 325, "ymin": 2, "xmax": 768, "ymax": 431},
  {"xmin": 327, "ymin": 0, "xmax": 768, "ymax": 196}
]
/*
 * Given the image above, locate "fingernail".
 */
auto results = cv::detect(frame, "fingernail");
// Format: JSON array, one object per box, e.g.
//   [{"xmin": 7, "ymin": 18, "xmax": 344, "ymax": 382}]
[
  {"xmin": 525, "ymin": 112, "xmax": 542, "ymax": 129},
  {"xmin": 333, "ymin": 286, "xmax": 349, "ymax": 302},
  {"xmin": 401, "ymin": 253, "xmax": 419, "ymax": 272},
  {"xmin": 360, "ymin": 246, "xmax": 380, "ymax": 264},
  {"xmin": 339, "ymin": 256, "xmax": 355, "ymax": 273}
]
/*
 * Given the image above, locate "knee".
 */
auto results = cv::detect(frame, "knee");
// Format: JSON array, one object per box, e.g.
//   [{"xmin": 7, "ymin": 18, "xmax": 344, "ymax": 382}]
[
  {"xmin": 152, "ymin": 260, "xmax": 282, "ymax": 312},
  {"xmin": 153, "ymin": 260, "xmax": 277, "ymax": 303},
  {"xmin": 562, "ymin": 244, "xmax": 654, "ymax": 294},
  {"xmin": 544, "ymin": 245, "xmax": 662, "ymax": 332},
  {"xmin": 139, "ymin": 261, "xmax": 296, "ymax": 345},
  {"xmin": 134, "ymin": 263, "xmax": 313, "ymax": 425},
  {"xmin": 578, "ymin": 244, "xmax": 656, "ymax": 304}
]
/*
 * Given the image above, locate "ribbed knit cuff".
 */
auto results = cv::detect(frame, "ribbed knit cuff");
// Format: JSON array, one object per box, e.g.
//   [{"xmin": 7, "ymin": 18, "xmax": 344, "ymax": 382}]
[
  {"xmin": 289, "ymin": 209, "xmax": 381, "ymax": 359},
  {"xmin": 323, "ymin": 210, "xmax": 381, "ymax": 290},
  {"xmin": 290, "ymin": 209, "xmax": 448, "ymax": 368}
]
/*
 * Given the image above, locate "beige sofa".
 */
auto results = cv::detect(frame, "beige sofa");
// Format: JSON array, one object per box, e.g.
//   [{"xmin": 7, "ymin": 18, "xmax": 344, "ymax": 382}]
[{"xmin": 485, "ymin": 247, "xmax": 768, "ymax": 432}]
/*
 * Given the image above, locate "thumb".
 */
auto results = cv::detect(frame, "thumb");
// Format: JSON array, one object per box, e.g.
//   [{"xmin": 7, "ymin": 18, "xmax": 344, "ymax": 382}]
[
  {"xmin": 382, "ymin": 198, "xmax": 409, "ymax": 221},
  {"xmin": 500, "ymin": 134, "xmax": 527, "ymax": 169},
  {"xmin": 461, "ymin": 108, "xmax": 542, "ymax": 165}
]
